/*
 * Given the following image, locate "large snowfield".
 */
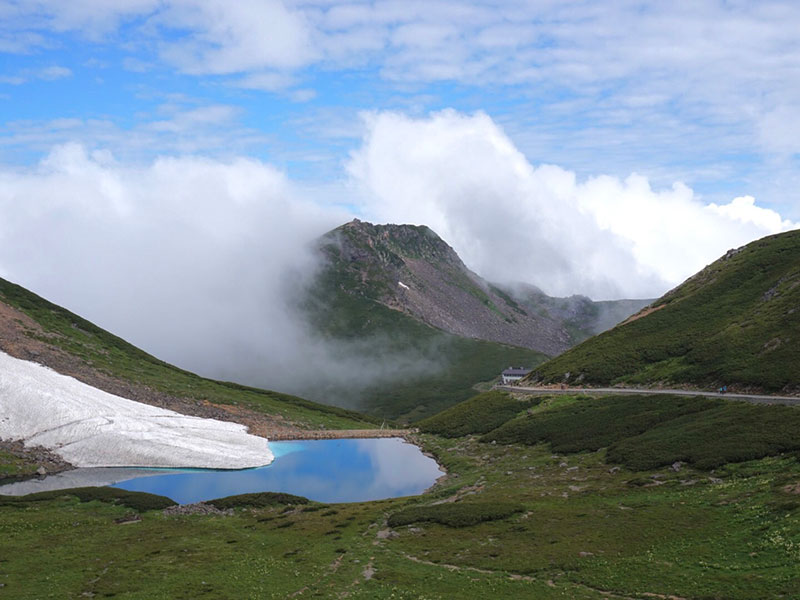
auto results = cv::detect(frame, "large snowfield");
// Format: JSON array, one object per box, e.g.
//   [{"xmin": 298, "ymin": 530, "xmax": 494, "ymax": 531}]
[{"xmin": 0, "ymin": 350, "xmax": 273, "ymax": 469}]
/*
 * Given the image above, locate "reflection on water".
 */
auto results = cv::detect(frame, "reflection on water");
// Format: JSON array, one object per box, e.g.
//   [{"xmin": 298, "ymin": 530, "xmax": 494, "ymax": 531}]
[{"xmin": 111, "ymin": 437, "xmax": 442, "ymax": 504}]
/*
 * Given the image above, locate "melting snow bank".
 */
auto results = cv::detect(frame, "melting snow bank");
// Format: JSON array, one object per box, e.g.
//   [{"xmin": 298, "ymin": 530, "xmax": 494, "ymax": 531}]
[{"xmin": 0, "ymin": 350, "xmax": 273, "ymax": 469}]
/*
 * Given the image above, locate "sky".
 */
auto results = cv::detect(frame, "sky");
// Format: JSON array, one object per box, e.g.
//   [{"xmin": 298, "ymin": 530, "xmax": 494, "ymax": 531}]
[{"xmin": 1, "ymin": 1, "xmax": 800, "ymax": 388}]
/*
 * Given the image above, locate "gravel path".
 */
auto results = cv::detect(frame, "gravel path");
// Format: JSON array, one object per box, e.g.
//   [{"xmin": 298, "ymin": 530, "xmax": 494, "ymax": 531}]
[{"xmin": 498, "ymin": 385, "xmax": 800, "ymax": 406}]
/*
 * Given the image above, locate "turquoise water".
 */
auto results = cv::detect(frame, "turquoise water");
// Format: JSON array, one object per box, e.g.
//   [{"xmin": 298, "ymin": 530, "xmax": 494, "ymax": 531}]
[{"xmin": 112, "ymin": 437, "xmax": 442, "ymax": 504}]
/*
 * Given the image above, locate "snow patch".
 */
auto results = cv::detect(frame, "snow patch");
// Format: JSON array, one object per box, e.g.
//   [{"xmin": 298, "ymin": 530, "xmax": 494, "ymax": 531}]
[
  {"xmin": 0, "ymin": 350, "xmax": 273, "ymax": 469},
  {"xmin": 398, "ymin": 281, "xmax": 409, "ymax": 290}
]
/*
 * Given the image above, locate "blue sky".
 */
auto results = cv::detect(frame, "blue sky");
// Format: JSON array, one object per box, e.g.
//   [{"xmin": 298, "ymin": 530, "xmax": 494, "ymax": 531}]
[
  {"xmin": 3, "ymin": 1, "xmax": 800, "ymax": 383},
  {"xmin": 2, "ymin": 0, "xmax": 800, "ymax": 207},
  {"xmin": 1, "ymin": 1, "xmax": 800, "ymax": 305}
]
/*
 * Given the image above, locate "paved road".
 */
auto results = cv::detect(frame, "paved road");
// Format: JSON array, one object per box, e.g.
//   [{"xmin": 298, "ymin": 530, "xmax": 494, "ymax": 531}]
[{"xmin": 497, "ymin": 385, "xmax": 800, "ymax": 406}]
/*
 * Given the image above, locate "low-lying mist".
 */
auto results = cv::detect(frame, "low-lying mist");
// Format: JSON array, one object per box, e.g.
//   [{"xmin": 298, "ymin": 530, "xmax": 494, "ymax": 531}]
[
  {"xmin": 1, "ymin": 109, "xmax": 796, "ymax": 409},
  {"xmin": 0, "ymin": 144, "xmax": 445, "ymax": 409}
]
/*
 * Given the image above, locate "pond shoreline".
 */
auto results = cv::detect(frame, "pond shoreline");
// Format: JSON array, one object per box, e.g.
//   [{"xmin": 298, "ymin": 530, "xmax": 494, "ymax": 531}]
[{"xmin": 267, "ymin": 428, "xmax": 414, "ymax": 440}]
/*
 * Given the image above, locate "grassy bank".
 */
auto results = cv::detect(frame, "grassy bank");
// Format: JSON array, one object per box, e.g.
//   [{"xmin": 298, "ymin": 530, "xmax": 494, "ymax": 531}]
[
  {"xmin": 2, "ymin": 393, "xmax": 799, "ymax": 598},
  {"xmin": 529, "ymin": 230, "xmax": 800, "ymax": 392}
]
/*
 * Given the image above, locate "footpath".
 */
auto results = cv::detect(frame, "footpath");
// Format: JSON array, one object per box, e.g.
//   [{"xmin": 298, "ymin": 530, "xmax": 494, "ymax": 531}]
[{"xmin": 497, "ymin": 385, "xmax": 800, "ymax": 406}]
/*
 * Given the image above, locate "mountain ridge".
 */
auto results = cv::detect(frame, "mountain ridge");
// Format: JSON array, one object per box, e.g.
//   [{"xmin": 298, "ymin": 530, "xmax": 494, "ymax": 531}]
[
  {"xmin": 0, "ymin": 276, "xmax": 376, "ymax": 436},
  {"xmin": 313, "ymin": 218, "xmax": 649, "ymax": 356},
  {"xmin": 525, "ymin": 229, "xmax": 800, "ymax": 393}
]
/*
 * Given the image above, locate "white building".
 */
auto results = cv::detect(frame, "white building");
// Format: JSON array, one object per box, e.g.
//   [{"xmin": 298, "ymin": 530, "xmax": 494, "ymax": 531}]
[{"xmin": 501, "ymin": 366, "xmax": 531, "ymax": 385}]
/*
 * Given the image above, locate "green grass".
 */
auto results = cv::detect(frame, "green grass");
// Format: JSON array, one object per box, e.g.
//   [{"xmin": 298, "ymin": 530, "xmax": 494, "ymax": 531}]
[
  {"xmin": 303, "ymin": 263, "xmax": 547, "ymax": 422},
  {"xmin": 608, "ymin": 402, "xmax": 800, "ymax": 470},
  {"xmin": 0, "ymin": 276, "xmax": 376, "ymax": 430},
  {"xmin": 3, "ymin": 417, "xmax": 799, "ymax": 598},
  {"xmin": 529, "ymin": 229, "xmax": 800, "ymax": 392},
  {"xmin": 208, "ymin": 492, "xmax": 309, "ymax": 510},
  {"xmin": 480, "ymin": 394, "xmax": 800, "ymax": 471},
  {"xmin": 0, "ymin": 487, "xmax": 175, "ymax": 511},
  {"xmin": 483, "ymin": 394, "xmax": 720, "ymax": 454},
  {"xmin": 0, "ymin": 450, "xmax": 40, "ymax": 480},
  {"xmin": 387, "ymin": 502, "xmax": 525, "ymax": 528},
  {"xmin": 417, "ymin": 390, "xmax": 539, "ymax": 437}
]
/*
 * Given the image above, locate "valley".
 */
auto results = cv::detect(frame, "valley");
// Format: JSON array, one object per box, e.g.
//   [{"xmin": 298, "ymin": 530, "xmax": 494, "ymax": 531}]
[
  {"xmin": 1, "ymin": 229, "xmax": 799, "ymax": 599},
  {"xmin": 2, "ymin": 392, "xmax": 799, "ymax": 599}
]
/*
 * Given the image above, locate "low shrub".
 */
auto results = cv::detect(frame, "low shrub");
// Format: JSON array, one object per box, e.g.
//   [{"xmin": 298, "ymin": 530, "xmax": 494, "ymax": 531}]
[
  {"xmin": 208, "ymin": 491, "xmax": 309, "ymax": 510},
  {"xmin": 482, "ymin": 395, "xmax": 719, "ymax": 452},
  {"xmin": 481, "ymin": 393, "xmax": 800, "ymax": 471},
  {"xmin": 387, "ymin": 502, "xmax": 524, "ymax": 528},
  {"xmin": 607, "ymin": 403, "xmax": 800, "ymax": 470},
  {"xmin": 0, "ymin": 486, "xmax": 175, "ymax": 511},
  {"xmin": 418, "ymin": 391, "xmax": 539, "ymax": 437}
]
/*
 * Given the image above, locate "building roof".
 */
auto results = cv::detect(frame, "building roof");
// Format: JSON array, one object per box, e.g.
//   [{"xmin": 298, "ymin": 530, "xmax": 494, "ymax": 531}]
[{"xmin": 502, "ymin": 367, "xmax": 531, "ymax": 376}]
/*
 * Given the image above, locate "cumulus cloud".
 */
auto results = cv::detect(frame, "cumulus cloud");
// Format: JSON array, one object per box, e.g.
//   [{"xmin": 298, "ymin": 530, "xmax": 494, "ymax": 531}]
[
  {"xmin": 0, "ymin": 142, "xmax": 439, "ymax": 404},
  {"xmin": 348, "ymin": 110, "xmax": 800, "ymax": 299}
]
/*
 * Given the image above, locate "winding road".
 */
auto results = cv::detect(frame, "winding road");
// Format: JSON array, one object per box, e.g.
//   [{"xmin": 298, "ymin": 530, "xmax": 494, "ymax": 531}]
[{"xmin": 497, "ymin": 385, "xmax": 800, "ymax": 406}]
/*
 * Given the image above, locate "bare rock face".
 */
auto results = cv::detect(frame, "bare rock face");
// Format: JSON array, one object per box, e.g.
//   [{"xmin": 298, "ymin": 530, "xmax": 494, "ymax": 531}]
[{"xmin": 312, "ymin": 219, "xmax": 648, "ymax": 356}]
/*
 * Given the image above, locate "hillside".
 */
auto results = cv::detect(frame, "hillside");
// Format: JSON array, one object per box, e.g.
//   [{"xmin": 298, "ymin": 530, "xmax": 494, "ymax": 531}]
[
  {"xmin": 0, "ymin": 277, "xmax": 375, "ymax": 436},
  {"xmin": 313, "ymin": 219, "xmax": 648, "ymax": 354},
  {"xmin": 527, "ymin": 230, "xmax": 800, "ymax": 393},
  {"xmin": 299, "ymin": 220, "xmax": 646, "ymax": 420},
  {"xmin": 4, "ymin": 390, "xmax": 800, "ymax": 598}
]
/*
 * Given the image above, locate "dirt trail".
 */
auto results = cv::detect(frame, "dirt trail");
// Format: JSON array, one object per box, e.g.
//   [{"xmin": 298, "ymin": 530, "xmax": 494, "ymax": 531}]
[{"xmin": 498, "ymin": 385, "xmax": 800, "ymax": 406}]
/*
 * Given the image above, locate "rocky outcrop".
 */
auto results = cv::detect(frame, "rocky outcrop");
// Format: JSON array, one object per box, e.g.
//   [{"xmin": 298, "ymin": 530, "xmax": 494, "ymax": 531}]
[{"xmin": 314, "ymin": 219, "xmax": 648, "ymax": 356}]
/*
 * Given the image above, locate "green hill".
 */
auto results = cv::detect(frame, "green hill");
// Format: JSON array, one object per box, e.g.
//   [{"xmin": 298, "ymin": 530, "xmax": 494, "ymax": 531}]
[
  {"xmin": 297, "ymin": 219, "xmax": 647, "ymax": 421},
  {"xmin": 0, "ymin": 277, "xmax": 375, "ymax": 432},
  {"xmin": 302, "ymin": 262, "xmax": 546, "ymax": 421},
  {"xmin": 527, "ymin": 230, "xmax": 800, "ymax": 392}
]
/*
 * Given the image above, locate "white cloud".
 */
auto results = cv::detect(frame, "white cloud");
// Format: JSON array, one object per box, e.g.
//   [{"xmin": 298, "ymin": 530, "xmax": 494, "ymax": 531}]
[
  {"xmin": 347, "ymin": 110, "xmax": 800, "ymax": 299},
  {"xmin": 0, "ymin": 142, "xmax": 440, "ymax": 404},
  {"xmin": 0, "ymin": 64, "xmax": 72, "ymax": 85},
  {"xmin": 0, "ymin": 102, "xmax": 270, "ymax": 159},
  {"xmin": 0, "ymin": 143, "xmax": 334, "ymax": 376},
  {"xmin": 156, "ymin": 0, "xmax": 316, "ymax": 74},
  {"xmin": 37, "ymin": 65, "xmax": 71, "ymax": 79},
  {"xmin": 707, "ymin": 195, "xmax": 797, "ymax": 232}
]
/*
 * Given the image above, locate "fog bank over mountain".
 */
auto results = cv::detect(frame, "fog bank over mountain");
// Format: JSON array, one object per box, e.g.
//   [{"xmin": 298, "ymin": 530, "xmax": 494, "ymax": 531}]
[
  {"xmin": 349, "ymin": 110, "xmax": 799, "ymax": 300},
  {"xmin": 0, "ymin": 111, "xmax": 796, "ymax": 395}
]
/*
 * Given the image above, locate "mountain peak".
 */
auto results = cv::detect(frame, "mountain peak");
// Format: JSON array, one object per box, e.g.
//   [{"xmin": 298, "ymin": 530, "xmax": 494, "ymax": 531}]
[{"xmin": 312, "ymin": 220, "xmax": 647, "ymax": 357}]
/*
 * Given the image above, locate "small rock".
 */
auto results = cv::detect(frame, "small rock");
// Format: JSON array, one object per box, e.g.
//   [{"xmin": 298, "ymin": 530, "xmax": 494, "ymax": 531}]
[
  {"xmin": 578, "ymin": 551, "xmax": 594, "ymax": 557},
  {"xmin": 671, "ymin": 461, "xmax": 683, "ymax": 472},
  {"xmin": 114, "ymin": 513, "xmax": 142, "ymax": 525},
  {"xmin": 506, "ymin": 471, "xmax": 513, "ymax": 476},
  {"xmin": 375, "ymin": 529, "xmax": 398, "ymax": 540},
  {"xmin": 559, "ymin": 462, "xmax": 568, "ymax": 468},
  {"xmin": 608, "ymin": 466, "xmax": 620, "ymax": 474},
  {"xmin": 36, "ymin": 466, "xmax": 47, "ymax": 476}
]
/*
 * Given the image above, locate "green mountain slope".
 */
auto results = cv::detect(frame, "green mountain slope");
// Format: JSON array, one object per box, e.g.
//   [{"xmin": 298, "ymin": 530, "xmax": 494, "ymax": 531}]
[
  {"xmin": 314, "ymin": 219, "xmax": 648, "ymax": 354},
  {"xmin": 0, "ymin": 277, "xmax": 375, "ymax": 432},
  {"xmin": 303, "ymin": 260, "xmax": 546, "ymax": 421},
  {"xmin": 298, "ymin": 219, "xmax": 647, "ymax": 421},
  {"xmin": 527, "ymin": 230, "xmax": 800, "ymax": 392}
]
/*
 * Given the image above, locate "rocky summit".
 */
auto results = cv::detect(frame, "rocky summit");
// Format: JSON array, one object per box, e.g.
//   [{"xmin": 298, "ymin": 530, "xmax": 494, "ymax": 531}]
[{"xmin": 312, "ymin": 219, "xmax": 648, "ymax": 356}]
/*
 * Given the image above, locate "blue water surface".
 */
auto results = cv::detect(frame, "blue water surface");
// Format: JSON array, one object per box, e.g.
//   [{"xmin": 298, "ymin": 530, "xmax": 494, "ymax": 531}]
[{"xmin": 112, "ymin": 437, "xmax": 442, "ymax": 504}]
